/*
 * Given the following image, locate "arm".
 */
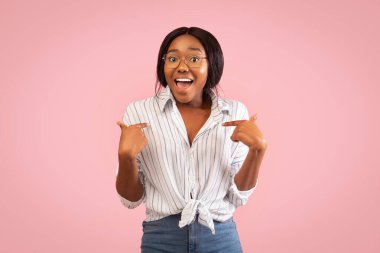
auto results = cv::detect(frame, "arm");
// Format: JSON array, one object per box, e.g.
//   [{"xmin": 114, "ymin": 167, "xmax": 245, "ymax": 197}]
[
  {"xmin": 115, "ymin": 105, "xmax": 148, "ymax": 208},
  {"xmin": 234, "ymin": 146, "xmax": 267, "ymax": 191},
  {"xmin": 226, "ymin": 141, "xmax": 258, "ymax": 208},
  {"xmin": 224, "ymin": 102, "xmax": 268, "ymax": 207},
  {"xmin": 116, "ymin": 156, "xmax": 145, "ymax": 205},
  {"xmin": 226, "ymin": 141, "xmax": 267, "ymax": 208}
]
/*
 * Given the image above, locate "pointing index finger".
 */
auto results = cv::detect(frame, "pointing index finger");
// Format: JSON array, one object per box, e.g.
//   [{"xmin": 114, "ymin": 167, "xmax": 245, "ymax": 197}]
[{"xmin": 222, "ymin": 120, "xmax": 246, "ymax": 127}]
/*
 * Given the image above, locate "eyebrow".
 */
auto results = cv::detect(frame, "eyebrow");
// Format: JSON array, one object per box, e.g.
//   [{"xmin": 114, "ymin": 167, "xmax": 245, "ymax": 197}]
[{"xmin": 167, "ymin": 47, "xmax": 203, "ymax": 53}]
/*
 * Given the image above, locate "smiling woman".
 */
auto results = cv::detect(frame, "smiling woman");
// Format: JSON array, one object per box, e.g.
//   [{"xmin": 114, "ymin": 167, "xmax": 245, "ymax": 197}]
[
  {"xmin": 116, "ymin": 27, "xmax": 267, "ymax": 253},
  {"xmin": 162, "ymin": 34, "xmax": 209, "ymax": 107}
]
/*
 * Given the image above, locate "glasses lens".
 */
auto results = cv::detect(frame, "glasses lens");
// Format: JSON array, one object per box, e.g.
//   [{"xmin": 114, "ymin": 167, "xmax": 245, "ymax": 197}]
[
  {"xmin": 164, "ymin": 55, "xmax": 179, "ymax": 68},
  {"xmin": 186, "ymin": 55, "xmax": 202, "ymax": 68},
  {"xmin": 164, "ymin": 54, "xmax": 204, "ymax": 68}
]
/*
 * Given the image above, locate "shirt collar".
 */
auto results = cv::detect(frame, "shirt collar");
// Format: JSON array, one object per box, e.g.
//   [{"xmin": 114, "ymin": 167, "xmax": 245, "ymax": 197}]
[{"xmin": 156, "ymin": 86, "xmax": 231, "ymax": 114}]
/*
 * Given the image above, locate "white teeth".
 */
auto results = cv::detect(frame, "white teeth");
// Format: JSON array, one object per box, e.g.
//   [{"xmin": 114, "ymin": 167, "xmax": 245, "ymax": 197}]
[{"xmin": 175, "ymin": 78, "xmax": 193, "ymax": 82}]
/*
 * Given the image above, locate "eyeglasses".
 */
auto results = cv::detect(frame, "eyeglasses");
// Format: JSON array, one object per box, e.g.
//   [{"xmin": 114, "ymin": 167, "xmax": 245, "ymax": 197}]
[{"xmin": 162, "ymin": 54, "xmax": 207, "ymax": 68}]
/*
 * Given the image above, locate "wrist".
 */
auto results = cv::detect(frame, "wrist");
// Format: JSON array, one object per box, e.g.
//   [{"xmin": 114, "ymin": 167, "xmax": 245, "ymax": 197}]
[
  {"xmin": 249, "ymin": 140, "xmax": 268, "ymax": 153},
  {"xmin": 118, "ymin": 152, "xmax": 137, "ymax": 163}
]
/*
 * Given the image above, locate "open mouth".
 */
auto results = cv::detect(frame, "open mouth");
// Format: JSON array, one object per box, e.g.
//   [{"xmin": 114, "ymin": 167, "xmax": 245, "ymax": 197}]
[{"xmin": 175, "ymin": 78, "xmax": 193, "ymax": 89}]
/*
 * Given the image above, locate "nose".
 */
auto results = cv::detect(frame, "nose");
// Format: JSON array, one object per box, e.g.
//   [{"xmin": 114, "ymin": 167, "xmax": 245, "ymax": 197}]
[{"xmin": 176, "ymin": 58, "xmax": 189, "ymax": 72}]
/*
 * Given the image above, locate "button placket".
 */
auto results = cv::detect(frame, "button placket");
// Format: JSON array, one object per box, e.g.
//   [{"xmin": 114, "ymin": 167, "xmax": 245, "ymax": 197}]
[{"xmin": 189, "ymin": 147, "xmax": 196, "ymax": 199}]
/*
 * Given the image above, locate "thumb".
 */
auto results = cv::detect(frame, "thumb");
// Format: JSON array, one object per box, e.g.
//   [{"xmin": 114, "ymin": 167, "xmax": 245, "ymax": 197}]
[
  {"xmin": 116, "ymin": 121, "xmax": 127, "ymax": 129},
  {"xmin": 250, "ymin": 113, "xmax": 258, "ymax": 122}
]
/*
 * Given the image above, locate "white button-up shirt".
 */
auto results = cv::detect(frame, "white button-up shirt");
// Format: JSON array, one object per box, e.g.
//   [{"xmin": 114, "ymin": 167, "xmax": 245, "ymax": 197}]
[{"xmin": 116, "ymin": 86, "xmax": 258, "ymax": 235}]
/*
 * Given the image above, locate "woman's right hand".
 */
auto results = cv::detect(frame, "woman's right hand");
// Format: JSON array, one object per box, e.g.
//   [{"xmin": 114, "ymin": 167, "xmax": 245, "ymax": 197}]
[{"xmin": 117, "ymin": 121, "xmax": 149, "ymax": 160}]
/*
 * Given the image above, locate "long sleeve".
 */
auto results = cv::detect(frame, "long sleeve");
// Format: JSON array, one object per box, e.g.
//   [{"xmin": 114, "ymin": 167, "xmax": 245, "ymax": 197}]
[
  {"xmin": 226, "ymin": 102, "xmax": 258, "ymax": 208},
  {"xmin": 115, "ymin": 163, "xmax": 146, "ymax": 209},
  {"xmin": 227, "ymin": 141, "xmax": 258, "ymax": 208},
  {"xmin": 115, "ymin": 104, "xmax": 146, "ymax": 209}
]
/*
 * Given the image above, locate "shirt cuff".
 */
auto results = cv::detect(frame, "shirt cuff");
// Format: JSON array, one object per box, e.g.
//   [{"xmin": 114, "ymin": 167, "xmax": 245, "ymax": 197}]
[
  {"xmin": 229, "ymin": 178, "xmax": 258, "ymax": 197},
  {"xmin": 117, "ymin": 191, "xmax": 145, "ymax": 209},
  {"xmin": 115, "ymin": 165, "xmax": 145, "ymax": 209},
  {"xmin": 228, "ymin": 178, "xmax": 258, "ymax": 208}
]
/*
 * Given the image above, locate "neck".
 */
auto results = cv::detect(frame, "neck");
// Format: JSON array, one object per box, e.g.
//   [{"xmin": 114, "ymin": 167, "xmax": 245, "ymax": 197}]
[{"xmin": 176, "ymin": 92, "xmax": 211, "ymax": 110}]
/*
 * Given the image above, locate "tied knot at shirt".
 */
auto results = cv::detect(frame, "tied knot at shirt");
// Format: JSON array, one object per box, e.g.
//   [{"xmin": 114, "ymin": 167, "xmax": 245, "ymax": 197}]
[{"xmin": 116, "ymin": 86, "xmax": 258, "ymax": 235}]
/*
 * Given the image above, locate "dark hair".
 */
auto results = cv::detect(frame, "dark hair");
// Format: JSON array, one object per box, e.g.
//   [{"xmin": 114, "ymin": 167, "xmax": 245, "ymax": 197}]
[{"xmin": 155, "ymin": 27, "xmax": 224, "ymax": 95}]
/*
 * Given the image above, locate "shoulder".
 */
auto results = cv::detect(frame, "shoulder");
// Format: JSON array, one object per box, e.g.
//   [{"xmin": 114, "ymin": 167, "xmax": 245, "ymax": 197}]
[
  {"xmin": 122, "ymin": 95, "xmax": 159, "ymax": 124},
  {"xmin": 218, "ymin": 97, "xmax": 249, "ymax": 119},
  {"xmin": 124, "ymin": 96, "xmax": 156, "ymax": 111},
  {"xmin": 222, "ymin": 98, "xmax": 248, "ymax": 111},
  {"xmin": 125, "ymin": 93, "xmax": 158, "ymax": 112}
]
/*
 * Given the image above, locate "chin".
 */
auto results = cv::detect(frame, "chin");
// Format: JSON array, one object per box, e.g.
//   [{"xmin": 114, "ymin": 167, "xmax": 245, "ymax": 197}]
[{"xmin": 173, "ymin": 93, "xmax": 193, "ymax": 104}]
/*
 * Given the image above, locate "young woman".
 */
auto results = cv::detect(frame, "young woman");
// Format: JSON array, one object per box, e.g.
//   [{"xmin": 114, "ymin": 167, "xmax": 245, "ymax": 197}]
[{"xmin": 116, "ymin": 27, "xmax": 267, "ymax": 253}]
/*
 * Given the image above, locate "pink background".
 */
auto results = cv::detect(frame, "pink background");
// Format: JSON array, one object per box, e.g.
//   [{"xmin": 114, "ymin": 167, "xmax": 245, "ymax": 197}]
[{"xmin": 1, "ymin": 0, "xmax": 379, "ymax": 252}]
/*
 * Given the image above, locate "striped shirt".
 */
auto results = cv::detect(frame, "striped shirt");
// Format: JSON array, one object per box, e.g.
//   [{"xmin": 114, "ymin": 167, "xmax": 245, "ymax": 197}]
[{"xmin": 116, "ymin": 86, "xmax": 258, "ymax": 235}]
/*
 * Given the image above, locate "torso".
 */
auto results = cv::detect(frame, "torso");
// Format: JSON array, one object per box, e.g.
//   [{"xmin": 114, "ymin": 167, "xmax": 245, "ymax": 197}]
[{"xmin": 177, "ymin": 97, "xmax": 212, "ymax": 147}]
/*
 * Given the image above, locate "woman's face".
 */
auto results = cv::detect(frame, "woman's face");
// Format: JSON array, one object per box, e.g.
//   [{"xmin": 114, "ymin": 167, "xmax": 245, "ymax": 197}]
[{"xmin": 164, "ymin": 34, "xmax": 208, "ymax": 106}]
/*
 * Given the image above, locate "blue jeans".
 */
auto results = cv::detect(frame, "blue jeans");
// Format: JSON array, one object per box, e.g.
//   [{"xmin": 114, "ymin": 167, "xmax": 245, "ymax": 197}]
[{"xmin": 141, "ymin": 213, "xmax": 243, "ymax": 253}]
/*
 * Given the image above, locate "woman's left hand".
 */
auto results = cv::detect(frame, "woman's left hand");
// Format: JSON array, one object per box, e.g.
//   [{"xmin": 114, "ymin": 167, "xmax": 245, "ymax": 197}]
[{"xmin": 222, "ymin": 114, "xmax": 268, "ymax": 152}]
